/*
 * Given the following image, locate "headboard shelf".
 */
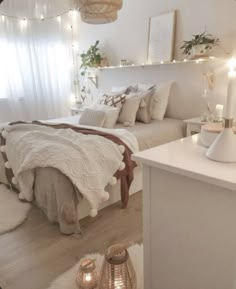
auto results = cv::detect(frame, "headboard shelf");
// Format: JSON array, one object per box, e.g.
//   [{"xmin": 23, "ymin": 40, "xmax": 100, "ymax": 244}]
[{"xmin": 95, "ymin": 56, "xmax": 218, "ymax": 71}]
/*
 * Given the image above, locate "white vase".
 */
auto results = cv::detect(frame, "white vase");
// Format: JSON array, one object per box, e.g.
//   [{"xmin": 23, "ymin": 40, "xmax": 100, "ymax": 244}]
[{"xmin": 191, "ymin": 44, "xmax": 208, "ymax": 59}]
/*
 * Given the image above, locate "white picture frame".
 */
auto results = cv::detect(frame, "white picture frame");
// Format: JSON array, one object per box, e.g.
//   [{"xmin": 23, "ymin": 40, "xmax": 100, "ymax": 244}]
[{"xmin": 147, "ymin": 11, "xmax": 176, "ymax": 63}]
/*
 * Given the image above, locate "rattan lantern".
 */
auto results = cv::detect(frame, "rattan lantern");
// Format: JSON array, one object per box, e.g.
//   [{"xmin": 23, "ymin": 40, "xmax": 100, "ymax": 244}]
[
  {"xmin": 78, "ymin": 0, "xmax": 122, "ymax": 13},
  {"xmin": 99, "ymin": 244, "xmax": 137, "ymax": 289},
  {"xmin": 80, "ymin": 11, "xmax": 117, "ymax": 24},
  {"xmin": 76, "ymin": 0, "xmax": 123, "ymax": 24},
  {"xmin": 76, "ymin": 259, "xmax": 99, "ymax": 289}
]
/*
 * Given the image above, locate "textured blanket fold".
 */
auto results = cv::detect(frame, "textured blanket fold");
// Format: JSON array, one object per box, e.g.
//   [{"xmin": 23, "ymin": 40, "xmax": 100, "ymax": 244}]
[{"xmin": 0, "ymin": 122, "xmax": 137, "ymax": 217}]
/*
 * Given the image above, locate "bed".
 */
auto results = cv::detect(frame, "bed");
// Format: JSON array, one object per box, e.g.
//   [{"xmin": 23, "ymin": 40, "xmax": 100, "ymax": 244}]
[{"xmin": 0, "ymin": 116, "xmax": 185, "ymax": 234}]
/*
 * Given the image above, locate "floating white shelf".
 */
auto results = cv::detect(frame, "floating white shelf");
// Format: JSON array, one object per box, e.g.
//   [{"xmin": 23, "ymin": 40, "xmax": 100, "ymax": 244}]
[{"xmin": 96, "ymin": 57, "xmax": 217, "ymax": 71}]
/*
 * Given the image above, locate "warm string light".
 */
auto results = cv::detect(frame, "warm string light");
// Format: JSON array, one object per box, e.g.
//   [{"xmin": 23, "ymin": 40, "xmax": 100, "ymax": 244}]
[
  {"xmin": 0, "ymin": 8, "xmax": 79, "ymax": 36},
  {"xmin": 97, "ymin": 56, "xmax": 219, "ymax": 70},
  {"xmin": 0, "ymin": 8, "xmax": 79, "ymax": 32},
  {"xmin": 68, "ymin": 19, "xmax": 81, "ymax": 105}
]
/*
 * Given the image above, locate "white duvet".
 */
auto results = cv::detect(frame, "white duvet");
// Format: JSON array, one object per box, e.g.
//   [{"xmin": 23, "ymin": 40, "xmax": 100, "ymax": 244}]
[{"xmin": 0, "ymin": 122, "xmax": 138, "ymax": 217}]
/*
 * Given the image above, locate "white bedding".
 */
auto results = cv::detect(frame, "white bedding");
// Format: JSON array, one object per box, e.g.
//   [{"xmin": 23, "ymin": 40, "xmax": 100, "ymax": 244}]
[
  {"xmin": 0, "ymin": 115, "xmax": 184, "ymax": 234},
  {"xmin": 0, "ymin": 116, "xmax": 184, "ymax": 186},
  {"xmin": 3, "ymin": 123, "xmax": 138, "ymax": 216},
  {"xmin": 46, "ymin": 115, "xmax": 185, "ymax": 150}
]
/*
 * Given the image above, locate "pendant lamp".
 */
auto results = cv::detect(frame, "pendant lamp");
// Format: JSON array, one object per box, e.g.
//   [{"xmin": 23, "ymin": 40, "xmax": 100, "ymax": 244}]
[
  {"xmin": 80, "ymin": 10, "xmax": 117, "ymax": 24},
  {"xmin": 76, "ymin": 0, "xmax": 122, "ymax": 24}
]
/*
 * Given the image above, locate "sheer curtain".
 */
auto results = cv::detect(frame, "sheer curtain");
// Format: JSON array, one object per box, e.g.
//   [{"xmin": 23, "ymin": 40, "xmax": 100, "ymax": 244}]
[{"xmin": 0, "ymin": 0, "xmax": 76, "ymax": 122}]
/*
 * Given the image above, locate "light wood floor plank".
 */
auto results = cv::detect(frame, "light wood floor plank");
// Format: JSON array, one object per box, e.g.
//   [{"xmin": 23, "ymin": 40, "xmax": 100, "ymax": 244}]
[{"xmin": 0, "ymin": 192, "xmax": 142, "ymax": 289}]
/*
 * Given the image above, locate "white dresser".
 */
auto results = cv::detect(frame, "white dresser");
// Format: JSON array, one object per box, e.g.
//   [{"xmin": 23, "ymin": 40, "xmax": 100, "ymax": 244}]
[{"xmin": 133, "ymin": 135, "xmax": 236, "ymax": 289}]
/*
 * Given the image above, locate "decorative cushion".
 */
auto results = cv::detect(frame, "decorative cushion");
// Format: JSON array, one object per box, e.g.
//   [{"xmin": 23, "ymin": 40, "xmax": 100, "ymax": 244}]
[
  {"xmin": 90, "ymin": 104, "xmax": 120, "ymax": 128},
  {"xmin": 151, "ymin": 82, "xmax": 172, "ymax": 120},
  {"xmin": 79, "ymin": 108, "xmax": 106, "ymax": 127},
  {"xmin": 100, "ymin": 93, "xmax": 126, "ymax": 108},
  {"xmin": 136, "ymin": 89, "xmax": 155, "ymax": 124},
  {"xmin": 118, "ymin": 94, "xmax": 142, "ymax": 127}
]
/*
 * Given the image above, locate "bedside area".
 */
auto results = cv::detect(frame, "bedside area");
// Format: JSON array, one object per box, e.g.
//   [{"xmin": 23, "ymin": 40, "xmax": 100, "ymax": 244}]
[
  {"xmin": 132, "ymin": 135, "xmax": 236, "ymax": 289},
  {"xmin": 70, "ymin": 107, "xmax": 85, "ymax": 116},
  {"xmin": 183, "ymin": 117, "xmax": 208, "ymax": 136}
]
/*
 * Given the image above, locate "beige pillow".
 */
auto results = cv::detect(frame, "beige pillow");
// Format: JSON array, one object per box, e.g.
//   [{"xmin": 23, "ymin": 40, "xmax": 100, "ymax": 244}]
[
  {"xmin": 79, "ymin": 108, "xmax": 106, "ymax": 127},
  {"xmin": 151, "ymin": 82, "xmax": 172, "ymax": 120},
  {"xmin": 90, "ymin": 104, "xmax": 120, "ymax": 128},
  {"xmin": 136, "ymin": 90, "xmax": 154, "ymax": 123},
  {"xmin": 118, "ymin": 94, "xmax": 142, "ymax": 127}
]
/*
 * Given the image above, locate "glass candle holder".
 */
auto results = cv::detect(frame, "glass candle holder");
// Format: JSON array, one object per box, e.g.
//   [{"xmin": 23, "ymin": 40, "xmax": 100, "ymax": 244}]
[{"xmin": 76, "ymin": 259, "xmax": 98, "ymax": 289}]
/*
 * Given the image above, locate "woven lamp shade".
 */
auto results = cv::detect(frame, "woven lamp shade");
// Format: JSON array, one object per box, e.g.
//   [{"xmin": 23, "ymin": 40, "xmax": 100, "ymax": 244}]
[
  {"xmin": 78, "ymin": 0, "xmax": 122, "ymax": 13},
  {"xmin": 99, "ymin": 244, "xmax": 137, "ymax": 289},
  {"xmin": 81, "ymin": 11, "xmax": 117, "ymax": 24},
  {"xmin": 76, "ymin": 0, "xmax": 122, "ymax": 24}
]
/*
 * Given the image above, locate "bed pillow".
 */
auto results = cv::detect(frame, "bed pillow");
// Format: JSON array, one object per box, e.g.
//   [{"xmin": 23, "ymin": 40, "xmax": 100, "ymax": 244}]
[
  {"xmin": 118, "ymin": 94, "xmax": 142, "ymax": 127},
  {"xmin": 111, "ymin": 85, "xmax": 138, "ymax": 94},
  {"xmin": 125, "ymin": 85, "xmax": 139, "ymax": 94},
  {"xmin": 151, "ymin": 82, "xmax": 173, "ymax": 120},
  {"xmin": 111, "ymin": 86, "xmax": 128, "ymax": 93},
  {"xmin": 136, "ymin": 89, "xmax": 155, "ymax": 124},
  {"xmin": 137, "ymin": 83, "xmax": 156, "ymax": 92},
  {"xmin": 100, "ymin": 92, "xmax": 126, "ymax": 108},
  {"xmin": 79, "ymin": 108, "xmax": 106, "ymax": 127},
  {"xmin": 90, "ymin": 104, "xmax": 120, "ymax": 128}
]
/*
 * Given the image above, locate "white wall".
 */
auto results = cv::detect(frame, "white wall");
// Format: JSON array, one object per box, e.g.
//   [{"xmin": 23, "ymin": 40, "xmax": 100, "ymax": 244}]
[{"xmin": 77, "ymin": 0, "xmax": 236, "ymax": 119}]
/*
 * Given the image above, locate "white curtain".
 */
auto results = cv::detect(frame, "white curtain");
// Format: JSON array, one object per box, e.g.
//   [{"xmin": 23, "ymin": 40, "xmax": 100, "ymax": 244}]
[{"xmin": 0, "ymin": 0, "xmax": 77, "ymax": 122}]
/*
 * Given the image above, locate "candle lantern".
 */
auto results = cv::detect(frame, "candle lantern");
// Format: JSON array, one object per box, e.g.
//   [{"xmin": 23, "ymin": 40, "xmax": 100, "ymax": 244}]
[
  {"xmin": 207, "ymin": 58, "xmax": 236, "ymax": 162},
  {"xmin": 99, "ymin": 244, "xmax": 136, "ymax": 289},
  {"xmin": 214, "ymin": 104, "xmax": 224, "ymax": 122},
  {"xmin": 76, "ymin": 259, "xmax": 98, "ymax": 289}
]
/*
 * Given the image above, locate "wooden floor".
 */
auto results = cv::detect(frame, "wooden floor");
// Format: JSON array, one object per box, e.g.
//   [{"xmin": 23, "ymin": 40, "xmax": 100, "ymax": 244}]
[{"xmin": 0, "ymin": 192, "xmax": 142, "ymax": 289}]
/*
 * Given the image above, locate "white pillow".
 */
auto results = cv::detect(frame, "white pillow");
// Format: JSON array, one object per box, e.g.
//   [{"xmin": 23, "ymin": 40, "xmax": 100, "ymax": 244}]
[
  {"xmin": 137, "ymin": 83, "xmax": 155, "ymax": 92},
  {"xmin": 111, "ymin": 85, "xmax": 138, "ymax": 94},
  {"xmin": 151, "ymin": 82, "xmax": 173, "ymax": 120},
  {"xmin": 111, "ymin": 86, "xmax": 128, "ymax": 93},
  {"xmin": 118, "ymin": 94, "xmax": 142, "ymax": 127},
  {"xmin": 79, "ymin": 108, "xmax": 106, "ymax": 127},
  {"xmin": 136, "ymin": 90, "xmax": 154, "ymax": 124},
  {"xmin": 90, "ymin": 104, "xmax": 120, "ymax": 128}
]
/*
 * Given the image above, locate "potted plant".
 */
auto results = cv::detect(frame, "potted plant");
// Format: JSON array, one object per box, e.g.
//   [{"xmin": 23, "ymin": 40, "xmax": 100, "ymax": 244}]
[
  {"xmin": 80, "ymin": 40, "xmax": 102, "ymax": 76},
  {"xmin": 79, "ymin": 41, "xmax": 107, "ymax": 103},
  {"xmin": 181, "ymin": 32, "xmax": 219, "ymax": 59}
]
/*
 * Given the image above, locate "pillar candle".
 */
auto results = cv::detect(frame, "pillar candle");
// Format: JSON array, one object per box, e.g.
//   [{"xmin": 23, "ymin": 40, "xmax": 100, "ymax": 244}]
[
  {"xmin": 215, "ymin": 104, "xmax": 224, "ymax": 119},
  {"xmin": 226, "ymin": 71, "xmax": 236, "ymax": 119}
]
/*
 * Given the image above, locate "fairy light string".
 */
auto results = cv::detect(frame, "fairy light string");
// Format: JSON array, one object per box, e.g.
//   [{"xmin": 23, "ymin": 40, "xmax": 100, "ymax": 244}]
[{"xmin": 0, "ymin": 6, "xmax": 79, "ymax": 22}]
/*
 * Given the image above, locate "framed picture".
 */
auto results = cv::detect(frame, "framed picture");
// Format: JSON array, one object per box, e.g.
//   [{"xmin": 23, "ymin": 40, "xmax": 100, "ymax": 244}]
[{"xmin": 147, "ymin": 11, "xmax": 176, "ymax": 63}]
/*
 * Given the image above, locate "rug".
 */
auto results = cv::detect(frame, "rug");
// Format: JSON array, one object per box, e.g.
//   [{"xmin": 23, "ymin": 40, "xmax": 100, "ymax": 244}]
[
  {"xmin": 0, "ymin": 184, "xmax": 31, "ymax": 234},
  {"xmin": 47, "ymin": 244, "xmax": 143, "ymax": 289}
]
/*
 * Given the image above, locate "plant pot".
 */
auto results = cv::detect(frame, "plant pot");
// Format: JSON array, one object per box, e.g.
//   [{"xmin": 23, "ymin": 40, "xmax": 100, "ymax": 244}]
[
  {"xmin": 191, "ymin": 44, "xmax": 208, "ymax": 59},
  {"xmin": 100, "ymin": 57, "xmax": 109, "ymax": 67}
]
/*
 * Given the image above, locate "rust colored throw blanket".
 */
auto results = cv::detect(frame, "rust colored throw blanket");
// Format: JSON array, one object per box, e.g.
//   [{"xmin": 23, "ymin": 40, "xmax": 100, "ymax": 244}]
[{"xmin": 2, "ymin": 121, "xmax": 137, "ymax": 209}]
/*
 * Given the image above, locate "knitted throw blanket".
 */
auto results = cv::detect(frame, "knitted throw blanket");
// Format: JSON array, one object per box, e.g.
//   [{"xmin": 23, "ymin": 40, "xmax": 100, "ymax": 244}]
[{"xmin": 0, "ymin": 122, "xmax": 138, "ymax": 217}]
